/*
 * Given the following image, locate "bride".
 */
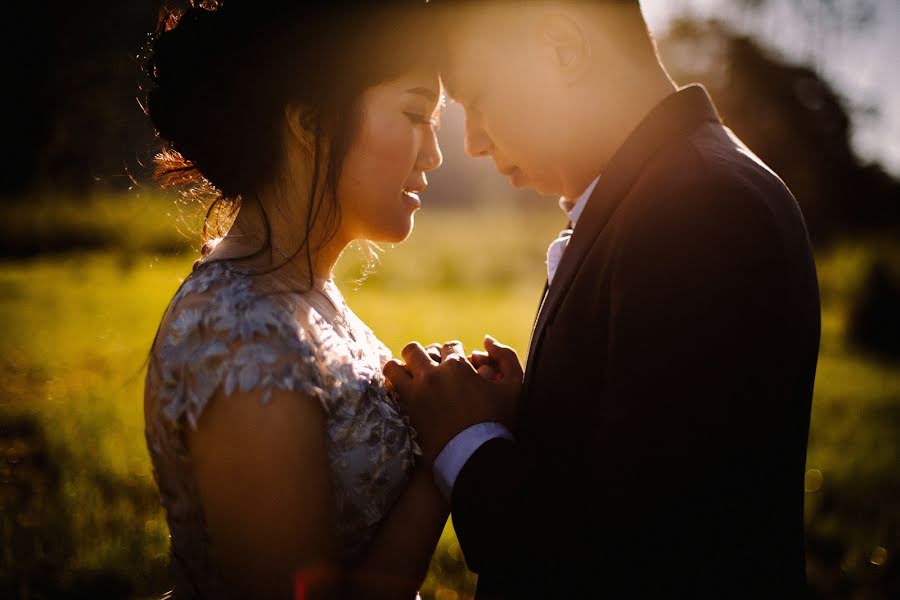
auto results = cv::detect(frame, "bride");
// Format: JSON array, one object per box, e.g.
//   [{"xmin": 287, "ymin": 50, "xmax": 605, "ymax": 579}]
[{"xmin": 143, "ymin": 1, "xmax": 448, "ymax": 597}]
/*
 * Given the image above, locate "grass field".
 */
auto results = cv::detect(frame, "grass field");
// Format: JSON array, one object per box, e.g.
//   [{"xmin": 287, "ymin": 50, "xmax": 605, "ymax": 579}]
[{"xmin": 1, "ymin": 196, "xmax": 898, "ymax": 598}]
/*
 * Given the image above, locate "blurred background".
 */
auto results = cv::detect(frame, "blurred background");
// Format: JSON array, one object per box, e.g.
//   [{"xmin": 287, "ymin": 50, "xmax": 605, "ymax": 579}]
[{"xmin": 1, "ymin": 0, "xmax": 898, "ymax": 598}]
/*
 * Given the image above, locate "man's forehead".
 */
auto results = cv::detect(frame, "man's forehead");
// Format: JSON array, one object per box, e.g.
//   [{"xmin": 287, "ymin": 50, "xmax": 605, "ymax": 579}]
[
  {"xmin": 437, "ymin": 2, "xmax": 533, "ymax": 100},
  {"xmin": 439, "ymin": 37, "xmax": 492, "ymax": 102},
  {"xmin": 439, "ymin": 64, "xmax": 467, "ymax": 103}
]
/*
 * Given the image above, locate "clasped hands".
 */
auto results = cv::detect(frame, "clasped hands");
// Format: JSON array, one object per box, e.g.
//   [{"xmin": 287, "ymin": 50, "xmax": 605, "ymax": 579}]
[{"xmin": 383, "ymin": 336, "xmax": 523, "ymax": 466}]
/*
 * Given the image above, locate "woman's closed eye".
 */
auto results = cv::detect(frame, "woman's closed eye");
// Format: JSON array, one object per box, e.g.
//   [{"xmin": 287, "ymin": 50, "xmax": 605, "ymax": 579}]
[{"xmin": 404, "ymin": 111, "xmax": 440, "ymax": 130}]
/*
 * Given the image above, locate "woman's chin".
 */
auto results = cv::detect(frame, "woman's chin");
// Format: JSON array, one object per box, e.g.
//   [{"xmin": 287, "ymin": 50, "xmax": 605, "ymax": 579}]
[{"xmin": 369, "ymin": 216, "xmax": 415, "ymax": 245}]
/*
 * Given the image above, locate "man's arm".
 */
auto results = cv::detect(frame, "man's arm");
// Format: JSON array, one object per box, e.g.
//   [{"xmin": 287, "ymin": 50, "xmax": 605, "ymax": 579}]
[
  {"xmin": 432, "ymin": 422, "xmax": 514, "ymax": 501},
  {"xmin": 448, "ymin": 436, "xmax": 524, "ymax": 574},
  {"xmin": 383, "ymin": 338, "xmax": 525, "ymax": 575}
]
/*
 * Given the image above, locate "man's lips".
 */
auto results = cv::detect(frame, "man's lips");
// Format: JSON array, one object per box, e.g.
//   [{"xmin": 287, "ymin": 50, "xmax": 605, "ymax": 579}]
[
  {"xmin": 498, "ymin": 165, "xmax": 524, "ymax": 184},
  {"xmin": 498, "ymin": 166, "xmax": 525, "ymax": 187}
]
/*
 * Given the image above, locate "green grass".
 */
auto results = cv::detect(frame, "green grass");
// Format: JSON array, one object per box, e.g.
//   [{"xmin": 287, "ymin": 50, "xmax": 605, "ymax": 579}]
[
  {"xmin": 0, "ymin": 192, "xmax": 208, "ymax": 258},
  {"xmin": 1, "ymin": 199, "xmax": 898, "ymax": 598}
]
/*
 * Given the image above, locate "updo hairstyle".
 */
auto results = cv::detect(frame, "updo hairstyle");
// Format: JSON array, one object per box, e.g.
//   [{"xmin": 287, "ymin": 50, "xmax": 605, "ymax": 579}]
[{"xmin": 145, "ymin": 0, "xmax": 440, "ymax": 272}]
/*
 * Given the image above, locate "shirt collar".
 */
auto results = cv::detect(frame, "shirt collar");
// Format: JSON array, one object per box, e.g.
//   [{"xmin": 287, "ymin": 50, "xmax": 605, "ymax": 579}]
[{"xmin": 558, "ymin": 175, "xmax": 601, "ymax": 228}]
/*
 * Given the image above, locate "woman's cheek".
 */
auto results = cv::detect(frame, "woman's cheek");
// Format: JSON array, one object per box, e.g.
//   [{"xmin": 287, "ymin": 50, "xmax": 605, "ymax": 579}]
[
  {"xmin": 341, "ymin": 108, "xmax": 419, "ymax": 241},
  {"xmin": 373, "ymin": 116, "xmax": 417, "ymax": 178}
]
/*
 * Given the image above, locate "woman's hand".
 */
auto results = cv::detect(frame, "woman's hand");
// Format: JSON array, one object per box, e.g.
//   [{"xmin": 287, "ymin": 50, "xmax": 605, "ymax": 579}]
[
  {"xmin": 384, "ymin": 336, "xmax": 524, "ymax": 464},
  {"xmin": 426, "ymin": 336, "xmax": 523, "ymax": 427}
]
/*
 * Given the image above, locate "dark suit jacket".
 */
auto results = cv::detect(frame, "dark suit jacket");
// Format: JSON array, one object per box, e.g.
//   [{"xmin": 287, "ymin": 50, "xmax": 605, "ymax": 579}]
[{"xmin": 450, "ymin": 85, "xmax": 821, "ymax": 599}]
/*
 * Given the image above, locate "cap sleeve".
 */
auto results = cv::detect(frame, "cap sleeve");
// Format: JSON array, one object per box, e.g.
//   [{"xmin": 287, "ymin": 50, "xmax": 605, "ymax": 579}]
[{"xmin": 151, "ymin": 266, "xmax": 343, "ymax": 431}]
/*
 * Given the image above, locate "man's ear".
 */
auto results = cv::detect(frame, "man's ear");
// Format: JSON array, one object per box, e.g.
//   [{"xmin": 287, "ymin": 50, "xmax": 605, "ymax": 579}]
[
  {"xmin": 284, "ymin": 103, "xmax": 316, "ymax": 153},
  {"xmin": 538, "ymin": 11, "xmax": 591, "ymax": 84}
]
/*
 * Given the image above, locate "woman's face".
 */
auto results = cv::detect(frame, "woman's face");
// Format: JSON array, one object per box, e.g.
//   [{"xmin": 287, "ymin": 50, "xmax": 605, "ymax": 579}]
[{"xmin": 337, "ymin": 70, "xmax": 444, "ymax": 244}]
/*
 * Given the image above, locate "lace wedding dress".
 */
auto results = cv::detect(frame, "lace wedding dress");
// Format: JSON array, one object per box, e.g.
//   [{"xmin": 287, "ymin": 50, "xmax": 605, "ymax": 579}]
[{"xmin": 144, "ymin": 259, "xmax": 419, "ymax": 598}]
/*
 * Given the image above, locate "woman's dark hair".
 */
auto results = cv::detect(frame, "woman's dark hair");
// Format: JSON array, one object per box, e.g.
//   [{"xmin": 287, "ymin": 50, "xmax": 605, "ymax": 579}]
[{"xmin": 145, "ymin": 0, "xmax": 440, "ymax": 282}]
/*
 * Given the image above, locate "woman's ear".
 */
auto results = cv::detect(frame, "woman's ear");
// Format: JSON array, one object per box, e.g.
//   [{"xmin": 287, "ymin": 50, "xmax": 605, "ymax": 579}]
[
  {"xmin": 537, "ymin": 11, "xmax": 591, "ymax": 84},
  {"xmin": 284, "ymin": 103, "xmax": 316, "ymax": 153}
]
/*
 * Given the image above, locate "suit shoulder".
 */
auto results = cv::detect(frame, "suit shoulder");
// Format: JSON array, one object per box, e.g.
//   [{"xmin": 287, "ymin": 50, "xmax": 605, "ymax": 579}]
[{"xmin": 621, "ymin": 123, "xmax": 797, "ymax": 245}]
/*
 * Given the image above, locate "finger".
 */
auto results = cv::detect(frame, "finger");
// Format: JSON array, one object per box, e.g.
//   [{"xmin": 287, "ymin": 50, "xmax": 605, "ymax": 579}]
[
  {"xmin": 425, "ymin": 343, "xmax": 442, "ymax": 362},
  {"xmin": 401, "ymin": 342, "xmax": 437, "ymax": 375},
  {"xmin": 484, "ymin": 335, "xmax": 523, "ymax": 379},
  {"xmin": 469, "ymin": 350, "xmax": 493, "ymax": 369},
  {"xmin": 476, "ymin": 363, "xmax": 499, "ymax": 381},
  {"xmin": 382, "ymin": 360, "xmax": 413, "ymax": 396},
  {"xmin": 440, "ymin": 340, "xmax": 465, "ymax": 362}
]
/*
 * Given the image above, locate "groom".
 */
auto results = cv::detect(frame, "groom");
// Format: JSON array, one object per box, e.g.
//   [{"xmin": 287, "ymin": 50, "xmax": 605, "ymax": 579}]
[{"xmin": 384, "ymin": 2, "xmax": 820, "ymax": 598}]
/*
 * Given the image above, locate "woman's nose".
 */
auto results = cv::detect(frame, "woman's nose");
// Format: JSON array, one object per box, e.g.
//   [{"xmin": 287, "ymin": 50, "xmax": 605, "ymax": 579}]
[{"xmin": 419, "ymin": 129, "xmax": 443, "ymax": 172}]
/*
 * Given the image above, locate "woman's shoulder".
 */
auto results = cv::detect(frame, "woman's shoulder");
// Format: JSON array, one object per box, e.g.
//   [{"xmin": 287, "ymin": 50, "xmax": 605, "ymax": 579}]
[
  {"xmin": 167, "ymin": 261, "xmax": 309, "ymax": 344},
  {"xmin": 147, "ymin": 260, "xmax": 334, "ymax": 430}
]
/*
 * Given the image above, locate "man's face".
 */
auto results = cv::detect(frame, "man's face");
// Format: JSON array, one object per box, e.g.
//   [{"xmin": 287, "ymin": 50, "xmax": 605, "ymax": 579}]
[{"xmin": 443, "ymin": 27, "xmax": 570, "ymax": 197}]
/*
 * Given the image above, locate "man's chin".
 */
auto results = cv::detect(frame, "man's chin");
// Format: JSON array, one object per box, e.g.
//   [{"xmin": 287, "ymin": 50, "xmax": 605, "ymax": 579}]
[{"xmin": 503, "ymin": 170, "xmax": 555, "ymax": 196}]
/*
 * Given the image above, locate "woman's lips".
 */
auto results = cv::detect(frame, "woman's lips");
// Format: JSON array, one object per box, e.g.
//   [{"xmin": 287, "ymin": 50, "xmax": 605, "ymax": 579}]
[{"xmin": 402, "ymin": 190, "xmax": 421, "ymax": 209}]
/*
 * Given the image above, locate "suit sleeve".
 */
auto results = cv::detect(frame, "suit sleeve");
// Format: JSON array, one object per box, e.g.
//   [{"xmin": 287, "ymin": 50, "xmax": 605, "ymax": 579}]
[
  {"xmin": 585, "ymin": 173, "xmax": 795, "ymax": 558},
  {"xmin": 449, "ymin": 436, "xmax": 524, "ymax": 575}
]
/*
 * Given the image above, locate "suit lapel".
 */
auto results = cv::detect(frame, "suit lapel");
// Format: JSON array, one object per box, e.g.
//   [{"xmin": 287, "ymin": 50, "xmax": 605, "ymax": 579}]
[
  {"xmin": 523, "ymin": 85, "xmax": 722, "ymax": 384},
  {"xmin": 529, "ymin": 279, "xmax": 550, "ymax": 347},
  {"xmin": 524, "ymin": 177, "xmax": 621, "ymax": 379}
]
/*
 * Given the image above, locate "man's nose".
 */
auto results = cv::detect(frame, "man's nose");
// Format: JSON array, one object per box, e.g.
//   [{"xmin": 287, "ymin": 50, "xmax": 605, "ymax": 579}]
[{"xmin": 464, "ymin": 115, "xmax": 492, "ymax": 158}]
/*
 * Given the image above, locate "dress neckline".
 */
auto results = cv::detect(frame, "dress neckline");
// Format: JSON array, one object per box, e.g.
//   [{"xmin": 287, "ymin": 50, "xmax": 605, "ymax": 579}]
[{"xmin": 194, "ymin": 256, "xmax": 334, "ymax": 289}]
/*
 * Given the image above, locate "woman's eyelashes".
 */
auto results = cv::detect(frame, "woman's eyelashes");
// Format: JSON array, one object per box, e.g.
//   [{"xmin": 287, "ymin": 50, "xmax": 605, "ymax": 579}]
[{"xmin": 403, "ymin": 111, "xmax": 440, "ymax": 130}]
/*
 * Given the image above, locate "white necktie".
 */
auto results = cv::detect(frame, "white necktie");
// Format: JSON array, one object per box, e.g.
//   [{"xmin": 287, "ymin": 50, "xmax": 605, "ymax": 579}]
[
  {"xmin": 546, "ymin": 228, "xmax": 573, "ymax": 285},
  {"xmin": 546, "ymin": 175, "xmax": 601, "ymax": 286}
]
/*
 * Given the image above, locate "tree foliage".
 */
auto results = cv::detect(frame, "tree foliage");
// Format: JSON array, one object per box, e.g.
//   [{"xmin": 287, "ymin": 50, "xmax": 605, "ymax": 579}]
[{"xmin": 658, "ymin": 18, "xmax": 899, "ymax": 244}]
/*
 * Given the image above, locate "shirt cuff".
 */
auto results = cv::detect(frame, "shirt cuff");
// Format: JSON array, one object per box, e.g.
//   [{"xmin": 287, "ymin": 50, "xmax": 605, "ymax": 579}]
[{"xmin": 433, "ymin": 422, "xmax": 514, "ymax": 502}]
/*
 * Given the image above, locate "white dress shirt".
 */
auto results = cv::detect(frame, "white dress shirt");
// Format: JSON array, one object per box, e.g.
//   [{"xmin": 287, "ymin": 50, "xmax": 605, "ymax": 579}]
[
  {"xmin": 546, "ymin": 175, "xmax": 601, "ymax": 284},
  {"xmin": 432, "ymin": 175, "xmax": 602, "ymax": 501}
]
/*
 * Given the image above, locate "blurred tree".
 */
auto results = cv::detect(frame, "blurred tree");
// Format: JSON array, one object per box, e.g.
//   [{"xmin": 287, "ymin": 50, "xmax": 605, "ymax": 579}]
[
  {"xmin": 849, "ymin": 258, "xmax": 900, "ymax": 360},
  {"xmin": 1, "ymin": 3, "xmax": 53, "ymax": 197},
  {"xmin": 2, "ymin": 2, "xmax": 159, "ymax": 199},
  {"xmin": 3, "ymin": 0, "xmax": 898, "ymax": 240},
  {"xmin": 658, "ymin": 18, "xmax": 900, "ymax": 244}
]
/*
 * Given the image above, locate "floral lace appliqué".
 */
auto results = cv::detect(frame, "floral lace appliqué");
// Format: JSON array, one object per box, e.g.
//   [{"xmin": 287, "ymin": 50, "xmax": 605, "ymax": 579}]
[{"xmin": 145, "ymin": 261, "xmax": 418, "ymax": 598}]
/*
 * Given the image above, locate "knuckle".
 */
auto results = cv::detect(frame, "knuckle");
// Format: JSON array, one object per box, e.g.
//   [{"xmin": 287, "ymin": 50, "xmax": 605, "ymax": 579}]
[
  {"xmin": 443, "ymin": 352, "xmax": 463, "ymax": 364},
  {"xmin": 442, "ymin": 343, "xmax": 463, "ymax": 355}
]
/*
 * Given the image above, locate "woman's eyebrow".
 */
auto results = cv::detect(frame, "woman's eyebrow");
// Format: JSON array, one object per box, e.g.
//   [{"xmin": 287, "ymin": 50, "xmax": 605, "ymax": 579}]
[{"xmin": 404, "ymin": 86, "xmax": 439, "ymax": 103}]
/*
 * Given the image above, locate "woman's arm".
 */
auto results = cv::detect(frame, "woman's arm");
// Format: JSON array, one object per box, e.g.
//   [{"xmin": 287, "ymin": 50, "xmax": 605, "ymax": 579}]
[
  {"xmin": 347, "ymin": 466, "xmax": 448, "ymax": 598},
  {"xmin": 189, "ymin": 385, "xmax": 447, "ymax": 599},
  {"xmin": 189, "ymin": 386, "xmax": 339, "ymax": 599}
]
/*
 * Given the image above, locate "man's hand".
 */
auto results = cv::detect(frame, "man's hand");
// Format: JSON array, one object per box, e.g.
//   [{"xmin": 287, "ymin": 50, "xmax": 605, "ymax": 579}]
[
  {"xmin": 383, "ymin": 336, "xmax": 523, "ymax": 466},
  {"xmin": 469, "ymin": 335, "xmax": 524, "ymax": 385}
]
